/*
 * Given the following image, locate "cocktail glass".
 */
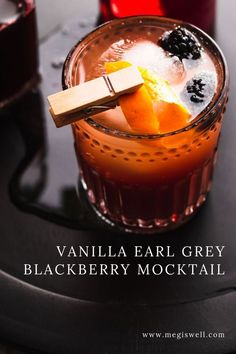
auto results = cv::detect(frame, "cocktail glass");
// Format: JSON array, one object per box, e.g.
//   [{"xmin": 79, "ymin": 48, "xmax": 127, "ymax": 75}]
[{"xmin": 62, "ymin": 16, "xmax": 228, "ymax": 233}]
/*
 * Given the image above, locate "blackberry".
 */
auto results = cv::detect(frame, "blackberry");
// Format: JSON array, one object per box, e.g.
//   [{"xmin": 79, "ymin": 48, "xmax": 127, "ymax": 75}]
[
  {"xmin": 187, "ymin": 79, "xmax": 206, "ymax": 103},
  {"xmin": 180, "ymin": 72, "xmax": 217, "ymax": 116},
  {"xmin": 159, "ymin": 27, "xmax": 202, "ymax": 61}
]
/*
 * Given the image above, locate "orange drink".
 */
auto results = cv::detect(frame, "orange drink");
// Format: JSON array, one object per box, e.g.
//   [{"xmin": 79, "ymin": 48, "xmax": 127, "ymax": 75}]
[{"xmin": 63, "ymin": 16, "xmax": 228, "ymax": 233}]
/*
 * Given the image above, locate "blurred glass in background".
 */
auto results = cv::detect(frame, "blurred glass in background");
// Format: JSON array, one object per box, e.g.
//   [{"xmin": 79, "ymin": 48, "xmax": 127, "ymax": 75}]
[
  {"xmin": 0, "ymin": 0, "xmax": 39, "ymax": 109},
  {"xmin": 99, "ymin": 0, "xmax": 216, "ymax": 34}
]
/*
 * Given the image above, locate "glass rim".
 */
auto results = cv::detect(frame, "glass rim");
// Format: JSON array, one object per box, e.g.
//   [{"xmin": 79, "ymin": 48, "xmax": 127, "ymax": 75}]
[
  {"xmin": 0, "ymin": 0, "xmax": 35, "ymax": 30},
  {"xmin": 62, "ymin": 15, "xmax": 229, "ymax": 140}
]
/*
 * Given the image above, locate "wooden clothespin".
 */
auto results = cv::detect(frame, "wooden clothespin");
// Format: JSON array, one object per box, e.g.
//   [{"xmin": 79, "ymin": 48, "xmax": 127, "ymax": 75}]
[{"xmin": 48, "ymin": 66, "xmax": 144, "ymax": 128}]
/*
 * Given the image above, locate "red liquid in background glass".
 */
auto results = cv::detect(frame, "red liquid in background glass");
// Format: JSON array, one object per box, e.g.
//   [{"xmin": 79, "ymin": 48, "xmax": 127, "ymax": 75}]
[
  {"xmin": 0, "ymin": 0, "xmax": 38, "ymax": 108},
  {"xmin": 100, "ymin": 0, "xmax": 216, "ymax": 34}
]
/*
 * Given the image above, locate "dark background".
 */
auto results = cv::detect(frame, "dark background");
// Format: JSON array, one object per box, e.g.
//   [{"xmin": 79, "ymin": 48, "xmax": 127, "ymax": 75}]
[{"xmin": 0, "ymin": 1, "xmax": 236, "ymax": 353}]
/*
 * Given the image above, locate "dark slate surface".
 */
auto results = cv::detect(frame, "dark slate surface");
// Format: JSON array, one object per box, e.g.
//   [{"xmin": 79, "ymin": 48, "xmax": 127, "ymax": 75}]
[{"xmin": 0, "ymin": 7, "xmax": 236, "ymax": 354}]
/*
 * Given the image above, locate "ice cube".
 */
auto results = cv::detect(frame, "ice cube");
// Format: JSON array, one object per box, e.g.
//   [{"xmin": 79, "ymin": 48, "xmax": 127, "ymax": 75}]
[
  {"xmin": 180, "ymin": 72, "xmax": 217, "ymax": 117},
  {"xmin": 123, "ymin": 41, "xmax": 163, "ymax": 68},
  {"xmin": 123, "ymin": 41, "xmax": 185, "ymax": 84},
  {"xmin": 157, "ymin": 55, "xmax": 186, "ymax": 84},
  {"xmin": 182, "ymin": 54, "xmax": 204, "ymax": 71},
  {"xmin": 100, "ymin": 39, "xmax": 134, "ymax": 63},
  {"xmin": 92, "ymin": 39, "xmax": 134, "ymax": 78}
]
